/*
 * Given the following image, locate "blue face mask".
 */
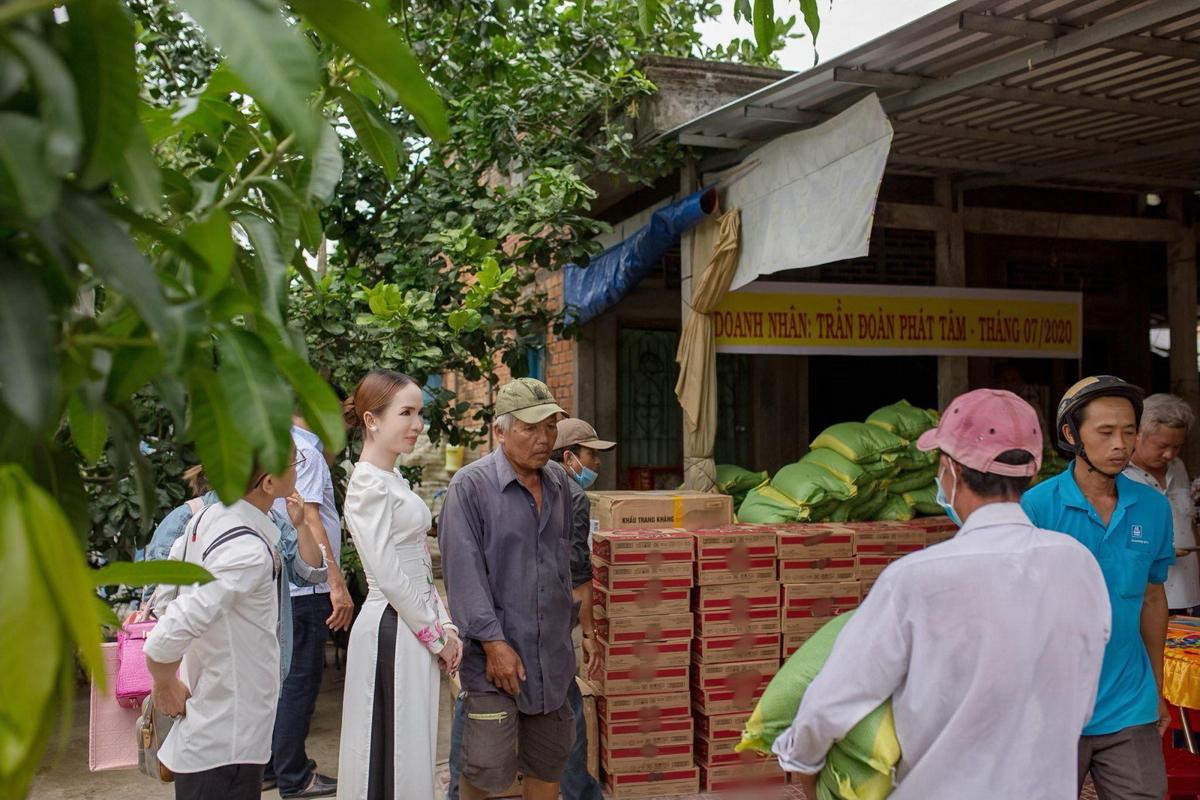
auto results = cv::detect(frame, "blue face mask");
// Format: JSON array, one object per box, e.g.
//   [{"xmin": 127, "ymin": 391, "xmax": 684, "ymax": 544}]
[
  {"xmin": 571, "ymin": 465, "xmax": 598, "ymax": 490},
  {"xmin": 934, "ymin": 465, "xmax": 963, "ymax": 527}
]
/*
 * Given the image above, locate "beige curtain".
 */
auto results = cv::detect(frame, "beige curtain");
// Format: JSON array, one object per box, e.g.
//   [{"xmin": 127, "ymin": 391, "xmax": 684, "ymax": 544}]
[{"xmin": 675, "ymin": 208, "xmax": 741, "ymax": 492}]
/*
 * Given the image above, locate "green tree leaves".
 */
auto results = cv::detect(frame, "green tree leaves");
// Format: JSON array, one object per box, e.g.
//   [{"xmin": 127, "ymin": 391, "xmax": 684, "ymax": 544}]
[{"xmin": 217, "ymin": 329, "xmax": 293, "ymax": 476}]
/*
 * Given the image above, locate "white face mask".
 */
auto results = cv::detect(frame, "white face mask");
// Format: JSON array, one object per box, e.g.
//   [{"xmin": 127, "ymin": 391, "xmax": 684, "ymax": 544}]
[{"xmin": 935, "ymin": 463, "xmax": 963, "ymax": 526}]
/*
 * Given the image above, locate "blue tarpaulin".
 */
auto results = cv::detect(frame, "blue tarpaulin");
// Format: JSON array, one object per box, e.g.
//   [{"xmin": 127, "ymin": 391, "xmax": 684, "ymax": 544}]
[{"xmin": 564, "ymin": 187, "xmax": 717, "ymax": 325}]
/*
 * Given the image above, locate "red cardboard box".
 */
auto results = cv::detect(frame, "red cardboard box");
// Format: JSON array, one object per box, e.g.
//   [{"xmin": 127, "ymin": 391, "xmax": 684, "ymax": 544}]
[
  {"xmin": 692, "ymin": 632, "xmax": 781, "ymax": 664},
  {"xmin": 692, "ymin": 524, "xmax": 778, "ymax": 561},
  {"xmin": 778, "ymin": 555, "xmax": 856, "ymax": 584},
  {"xmin": 700, "ymin": 761, "xmax": 786, "ymax": 793},
  {"xmin": 695, "ymin": 556, "xmax": 777, "ymax": 586},
  {"xmin": 691, "ymin": 659, "xmax": 778, "ymax": 696},
  {"xmin": 595, "ymin": 612, "xmax": 694, "ymax": 644},
  {"xmin": 695, "ymin": 711, "xmax": 751, "ymax": 741},
  {"xmin": 592, "ymin": 559, "xmax": 694, "ymax": 589},
  {"xmin": 600, "ymin": 715, "xmax": 694, "ymax": 749},
  {"xmin": 601, "ymin": 741, "xmax": 695, "ymax": 773},
  {"xmin": 690, "ymin": 581, "xmax": 779, "ymax": 613},
  {"xmin": 588, "ymin": 490, "xmax": 732, "ymax": 532},
  {"xmin": 694, "ymin": 606, "xmax": 779, "ymax": 637},
  {"xmin": 696, "ymin": 735, "xmax": 776, "ymax": 767},
  {"xmin": 692, "ymin": 683, "xmax": 768, "ymax": 716},
  {"xmin": 781, "ymin": 582, "xmax": 859, "ymax": 633},
  {"xmin": 593, "ymin": 582, "xmax": 692, "ymax": 619},
  {"xmin": 776, "ymin": 523, "xmax": 855, "ymax": 559},
  {"xmin": 604, "ymin": 766, "xmax": 700, "ymax": 799},
  {"xmin": 851, "ymin": 523, "xmax": 925, "ymax": 556},
  {"xmin": 596, "ymin": 662, "xmax": 690, "ymax": 697},
  {"xmin": 597, "ymin": 638, "xmax": 692, "ymax": 671},
  {"xmin": 592, "ymin": 529, "xmax": 695, "ymax": 565},
  {"xmin": 597, "ymin": 692, "xmax": 691, "ymax": 726},
  {"xmin": 855, "ymin": 554, "xmax": 903, "ymax": 581}
]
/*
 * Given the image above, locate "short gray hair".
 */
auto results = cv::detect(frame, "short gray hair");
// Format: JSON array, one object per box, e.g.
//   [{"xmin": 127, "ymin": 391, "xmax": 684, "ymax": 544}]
[
  {"xmin": 493, "ymin": 412, "xmax": 515, "ymax": 433},
  {"xmin": 1142, "ymin": 393, "xmax": 1195, "ymax": 434}
]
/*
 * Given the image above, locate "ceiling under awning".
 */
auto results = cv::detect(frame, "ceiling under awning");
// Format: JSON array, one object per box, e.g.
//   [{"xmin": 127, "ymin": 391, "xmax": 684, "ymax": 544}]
[{"xmin": 663, "ymin": 0, "xmax": 1200, "ymax": 194}]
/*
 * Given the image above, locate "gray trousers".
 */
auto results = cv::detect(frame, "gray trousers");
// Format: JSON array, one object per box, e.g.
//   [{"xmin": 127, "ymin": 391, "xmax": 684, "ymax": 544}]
[{"xmin": 1078, "ymin": 723, "xmax": 1167, "ymax": 800}]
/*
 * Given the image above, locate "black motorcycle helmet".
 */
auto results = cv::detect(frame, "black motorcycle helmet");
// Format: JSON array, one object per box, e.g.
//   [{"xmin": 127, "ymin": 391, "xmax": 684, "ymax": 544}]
[{"xmin": 1056, "ymin": 375, "xmax": 1145, "ymax": 478}]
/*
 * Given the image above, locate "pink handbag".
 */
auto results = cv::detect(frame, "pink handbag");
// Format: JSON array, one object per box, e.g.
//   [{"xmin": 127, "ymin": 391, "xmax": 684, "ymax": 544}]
[{"xmin": 115, "ymin": 613, "xmax": 157, "ymax": 709}]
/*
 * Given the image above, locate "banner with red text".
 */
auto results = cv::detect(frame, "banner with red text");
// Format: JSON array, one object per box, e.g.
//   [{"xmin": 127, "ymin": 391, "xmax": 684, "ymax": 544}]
[{"xmin": 713, "ymin": 282, "xmax": 1081, "ymax": 358}]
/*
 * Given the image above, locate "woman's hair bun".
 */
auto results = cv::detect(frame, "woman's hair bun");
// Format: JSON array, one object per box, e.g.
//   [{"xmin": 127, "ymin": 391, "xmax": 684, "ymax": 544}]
[{"xmin": 342, "ymin": 396, "xmax": 361, "ymax": 429}]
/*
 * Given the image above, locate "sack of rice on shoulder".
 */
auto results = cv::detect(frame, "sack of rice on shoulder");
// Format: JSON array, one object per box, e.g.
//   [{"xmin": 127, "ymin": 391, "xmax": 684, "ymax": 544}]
[{"xmin": 738, "ymin": 612, "xmax": 900, "ymax": 800}]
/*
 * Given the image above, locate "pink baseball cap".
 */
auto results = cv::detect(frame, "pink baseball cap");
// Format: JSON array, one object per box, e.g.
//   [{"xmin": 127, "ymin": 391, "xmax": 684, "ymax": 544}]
[{"xmin": 916, "ymin": 389, "xmax": 1043, "ymax": 477}]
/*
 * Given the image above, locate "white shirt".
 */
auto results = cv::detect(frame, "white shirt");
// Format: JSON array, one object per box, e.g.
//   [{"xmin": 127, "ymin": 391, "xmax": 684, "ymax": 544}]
[
  {"xmin": 1124, "ymin": 458, "xmax": 1200, "ymax": 609},
  {"xmin": 773, "ymin": 503, "xmax": 1111, "ymax": 800},
  {"xmin": 143, "ymin": 500, "xmax": 282, "ymax": 772},
  {"xmin": 273, "ymin": 426, "xmax": 341, "ymax": 597}
]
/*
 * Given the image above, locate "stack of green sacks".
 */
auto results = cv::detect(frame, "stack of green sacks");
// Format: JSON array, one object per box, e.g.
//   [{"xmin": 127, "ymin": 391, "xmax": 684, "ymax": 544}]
[
  {"xmin": 737, "ymin": 400, "xmax": 947, "ymax": 523},
  {"xmin": 715, "ymin": 464, "xmax": 769, "ymax": 509}
]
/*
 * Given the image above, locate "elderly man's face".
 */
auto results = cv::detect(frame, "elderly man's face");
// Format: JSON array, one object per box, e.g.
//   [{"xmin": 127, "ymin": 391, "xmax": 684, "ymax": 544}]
[
  {"xmin": 1134, "ymin": 425, "xmax": 1188, "ymax": 471},
  {"xmin": 498, "ymin": 415, "xmax": 559, "ymax": 472}
]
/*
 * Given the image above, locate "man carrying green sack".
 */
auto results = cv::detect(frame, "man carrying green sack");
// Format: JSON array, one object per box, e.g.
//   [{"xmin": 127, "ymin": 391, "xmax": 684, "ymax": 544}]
[{"xmin": 769, "ymin": 389, "xmax": 1111, "ymax": 800}]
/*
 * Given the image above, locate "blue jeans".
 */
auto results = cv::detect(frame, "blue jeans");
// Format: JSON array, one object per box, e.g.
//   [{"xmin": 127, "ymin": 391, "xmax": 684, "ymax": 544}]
[
  {"xmin": 445, "ymin": 681, "xmax": 601, "ymax": 800},
  {"xmin": 266, "ymin": 593, "xmax": 331, "ymax": 795}
]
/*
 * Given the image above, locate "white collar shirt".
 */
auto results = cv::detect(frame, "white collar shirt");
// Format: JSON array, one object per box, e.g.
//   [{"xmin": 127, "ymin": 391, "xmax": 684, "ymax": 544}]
[
  {"xmin": 1124, "ymin": 458, "xmax": 1200, "ymax": 609},
  {"xmin": 272, "ymin": 425, "xmax": 341, "ymax": 597},
  {"xmin": 773, "ymin": 503, "xmax": 1111, "ymax": 800},
  {"xmin": 143, "ymin": 499, "xmax": 282, "ymax": 772}
]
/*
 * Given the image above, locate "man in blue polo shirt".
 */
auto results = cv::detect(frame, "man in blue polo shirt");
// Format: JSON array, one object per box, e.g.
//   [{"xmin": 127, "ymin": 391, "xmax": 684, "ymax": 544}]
[{"xmin": 1023, "ymin": 375, "xmax": 1174, "ymax": 800}]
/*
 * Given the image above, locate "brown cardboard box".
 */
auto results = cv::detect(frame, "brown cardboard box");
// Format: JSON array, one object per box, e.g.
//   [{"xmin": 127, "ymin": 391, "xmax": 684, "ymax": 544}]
[
  {"xmin": 855, "ymin": 554, "xmax": 903, "ymax": 581},
  {"xmin": 781, "ymin": 582, "xmax": 860, "ymax": 633},
  {"xmin": 592, "ymin": 559, "xmax": 694, "ymax": 589},
  {"xmin": 597, "ymin": 692, "xmax": 691, "ymax": 726},
  {"xmin": 700, "ymin": 761, "xmax": 786, "ymax": 792},
  {"xmin": 691, "ymin": 658, "xmax": 778, "ymax": 695},
  {"xmin": 694, "ymin": 606, "xmax": 779, "ymax": 637},
  {"xmin": 588, "ymin": 491, "xmax": 732, "ymax": 532},
  {"xmin": 695, "ymin": 710, "xmax": 752, "ymax": 742},
  {"xmin": 593, "ymin": 581, "xmax": 692, "ymax": 619},
  {"xmin": 604, "ymin": 766, "xmax": 700, "ymax": 799},
  {"xmin": 776, "ymin": 523, "xmax": 855, "ymax": 559},
  {"xmin": 924, "ymin": 521, "xmax": 957, "ymax": 547},
  {"xmin": 691, "ymin": 581, "xmax": 779, "ymax": 613},
  {"xmin": 691, "ymin": 683, "xmax": 768, "ymax": 716},
  {"xmin": 596, "ymin": 661, "xmax": 690, "ymax": 697},
  {"xmin": 591, "ymin": 528, "xmax": 695, "ymax": 565},
  {"xmin": 599, "ymin": 715, "xmax": 694, "ymax": 750},
  {"xmin": 692, "ymin": 632, "xmax": 781, "ymax": 664},
  {"xmin": 696, "ymin": 735, "xmax": 777, "ymax": 767},
  {"xmin": 778, "ymin": 555, "xmax": 857, "ymax": 583},
  {"xmin": 695, "ymin": 556, "xmax": 777, "ymax": 586},
  {"xmin": 851, "ymin": 522, "xmax": 925, "ymax": 556},
  {"xmin": 782, "ymin": 625, "xmax": 832, "ymax": 658},
  {"xmin": 861, "ymin": 577, "xmax": 878, "ymax": 597},
  {"xmin": 578, "ymin": 678, "xmax": 599, "ymax": 782},
  {"xmin": 601, "ymin": 741, "xmax": 695, "ymax": 773},
  {"xmin": 596, "ymin": 638, "xmax": 692, "ymax": 671},
  {"xmin": 595, "ymin": 612, "xmax": 694, "ymax": 644},
  {"xmin": 692, "ymin": 524, "xmax": 778, "ymax": 561}
]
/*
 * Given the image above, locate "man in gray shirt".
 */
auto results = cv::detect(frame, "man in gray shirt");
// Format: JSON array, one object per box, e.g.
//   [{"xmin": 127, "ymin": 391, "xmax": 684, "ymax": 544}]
[{"xmin": 440, "ymin": 378, "xmax": 577, "ymax": 800}]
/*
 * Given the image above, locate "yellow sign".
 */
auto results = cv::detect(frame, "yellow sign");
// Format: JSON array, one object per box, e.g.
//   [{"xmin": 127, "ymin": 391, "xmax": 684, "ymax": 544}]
[{"xmin": 713, "ymin": 283, "xmax": 1081, "ymax": 358}]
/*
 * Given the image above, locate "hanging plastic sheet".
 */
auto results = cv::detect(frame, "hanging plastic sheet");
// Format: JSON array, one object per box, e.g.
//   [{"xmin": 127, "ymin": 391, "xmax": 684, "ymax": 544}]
[{"xmin": 563, "ymin": 186, "xmax": 718, "ymax": 325}]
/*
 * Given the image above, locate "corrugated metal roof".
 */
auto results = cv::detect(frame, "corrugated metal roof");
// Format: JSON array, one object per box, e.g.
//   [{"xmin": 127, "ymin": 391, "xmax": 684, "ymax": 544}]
[{"xmin": 665, "ymin": 0, "xmax": 1200, "ymax": 191}]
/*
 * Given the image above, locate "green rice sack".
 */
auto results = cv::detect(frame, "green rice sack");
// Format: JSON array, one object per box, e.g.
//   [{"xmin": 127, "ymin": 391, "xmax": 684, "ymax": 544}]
[
  {"xmin": 848, "ymin": 492, "xmax": 891, "ymax": 522},
  {"xmin": 717, "ymin": 464, "xmax": 769, "ymax": 500},
  {"xmin": 865, "ymin": 399, "xmax": 938, "ymax": 441},
  {"xmin": 739, "ymin": 613, "xmax": 900, "ymax": 800},
  {"xmin": 801, "ymin": 448, "xmax": 866, "ymax": 486},
  {"xmin": 738, "ymin": 484, "xmax": 809, "ymax": 524},
  {"xmin": 810, "ymin": 423, "xmax": 908, "ymax": 465},
  {"xmin": 773, "ymin": 463, "xmax": 858, "ymax": 506},
  {"xmin": 873, "ymin": 494, "xmax": 915, "ymax": 522},
  {"xmin": 903, "ymin": 485, "xmax": 945, "ymax": 516},
  {"xmin": 887, "ymin": 466, "xmax": 937, "ymax": 495}
]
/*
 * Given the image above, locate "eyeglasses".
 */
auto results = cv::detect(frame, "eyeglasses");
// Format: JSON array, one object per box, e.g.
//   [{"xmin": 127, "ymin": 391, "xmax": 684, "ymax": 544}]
[{"xmin": 252, "ymin": 452, "xmax": 306, "ymax": 489}]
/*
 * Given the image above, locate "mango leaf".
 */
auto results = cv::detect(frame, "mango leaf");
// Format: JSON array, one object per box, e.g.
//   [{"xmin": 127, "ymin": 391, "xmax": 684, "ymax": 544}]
[
  {"xmin": 753, "ymin": 0, "xmax": 775, "ymax": 51},
  {"xmin": 183, "ymin": 207, "xmax": 234, "ymax": 298},
  {"xmin": 637, "ymin": 0, "xmax": 660, "ymax": 34},
  {"xmin": 91, "ymin": 560, "xmax": 213, "ymax": 588},
  {"xmin": 0, "ymin": 259, "xmax": 57, "ymax": 430},
  {"xmin": 67, "ymin": 394, "xmax": 107, "ymax": 464},
  {"xmin": 0, "ymin": 113, "xmax": 58, "ymax": 219},
  {"xmin": 5, "ymin": 30, "xmax": 82, "ymax": 170},
  {"xmin": 116, "ymin": 115, "xmax": 163, "ymax": 215},
  {"xmin": 188, "ymin": 368, "xmax": 253, "ymax": 503},
  {"xmin": 335, "ymin": 87, "xmax": 400, "ymax": 181},
  {"xmin": 261, "ymin": 327, "xmax": 346, "ymax": 455},
  {"xmin": 248, "ymin": 178, "xmax": 301, "ymax": 260},
  {"xmin": 297, "ymin": 204, "xmax": 323, "ymax": 253},
  {"xmin": 304, "ymin": 121, "xmax": 343, "ymax": 205},
  {"xmin": 239, "ymin": 214, "xmax": 288, "ymax": 323},
  {"xmin": 217, "ymin": 328, "xmax": 293, "ymax": 474},
  {"xmin": 63, "ymin": 0, "xmax": 139, "ymax": 188},
  {"xmin": 292, "ymin": 0, "xmax": 450, "ymax": 141},
  {"xmin": 175, "ymin": 0, "xmax": 322, "ymax": 152}
]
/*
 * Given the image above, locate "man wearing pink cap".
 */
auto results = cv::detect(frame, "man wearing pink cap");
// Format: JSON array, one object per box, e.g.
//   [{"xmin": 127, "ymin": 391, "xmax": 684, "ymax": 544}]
[{"xmin": 774, "ymin": 389, "xmax": 1111, "ymax": 800}]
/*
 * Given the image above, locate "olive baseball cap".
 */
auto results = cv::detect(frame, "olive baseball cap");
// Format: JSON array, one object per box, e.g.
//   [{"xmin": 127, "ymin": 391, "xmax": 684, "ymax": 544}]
[
  {"xmin": 495, "ymin": 378, "xmax": 566, "ymax": 424},
  {"xmin": 554, "ymin": 418, "xmax": 616, "ymax": 451}
]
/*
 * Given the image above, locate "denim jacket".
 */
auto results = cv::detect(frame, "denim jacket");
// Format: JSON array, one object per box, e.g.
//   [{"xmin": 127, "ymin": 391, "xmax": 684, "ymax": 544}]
[{"xmin": 144, "ymin": 491, "xmax": 328, "ymax": 680}]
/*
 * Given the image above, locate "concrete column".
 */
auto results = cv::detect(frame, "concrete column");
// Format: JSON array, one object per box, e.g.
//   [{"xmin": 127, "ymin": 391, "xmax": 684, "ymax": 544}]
[
  {"xmin": 679, "ymin": 158, "xmax": 702, "ymax": 485},
  {"xmin": 1167, "ymin": 192, "xmax": 1200, "ymax": 472},
  {"xmin": 935, "ymin": 177, "xmax": 968, "ymax": 410}
]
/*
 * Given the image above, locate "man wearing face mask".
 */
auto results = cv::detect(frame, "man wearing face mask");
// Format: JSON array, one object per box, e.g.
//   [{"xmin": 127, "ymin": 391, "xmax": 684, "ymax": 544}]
[
  {"xmin": 1023, "ymin": 376, "xmax": 1175, "ymax": 800},
  {"xmin": 774, "ymin": 389, "xmax": 1110, "ymax": 800}
]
